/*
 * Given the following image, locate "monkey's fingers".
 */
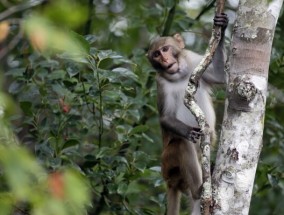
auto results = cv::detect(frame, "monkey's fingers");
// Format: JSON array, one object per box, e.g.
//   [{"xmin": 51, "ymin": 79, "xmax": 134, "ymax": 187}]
[
  {"xmin": 189, "ymin": 130, "xmax": 202, "ymax": 143},
  {"xmin": 215, "ymin": 13, "xmax": 228, "ymax": 18},
  {"xmin": 214, "ymin": 13, "xmax": 229, "ymax": 29}
]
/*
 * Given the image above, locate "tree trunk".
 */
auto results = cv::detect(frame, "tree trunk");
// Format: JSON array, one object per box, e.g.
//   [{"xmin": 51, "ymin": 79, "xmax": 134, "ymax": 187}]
[{"xmin": 212, "ymin": 0, "xmax": 283, "ymax": 214}]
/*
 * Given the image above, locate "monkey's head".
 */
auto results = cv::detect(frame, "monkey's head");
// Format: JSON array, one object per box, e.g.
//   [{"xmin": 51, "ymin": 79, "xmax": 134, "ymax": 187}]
[{"xmin": 147, "ymin": 33, "xmax": 188, "ymax": 81}]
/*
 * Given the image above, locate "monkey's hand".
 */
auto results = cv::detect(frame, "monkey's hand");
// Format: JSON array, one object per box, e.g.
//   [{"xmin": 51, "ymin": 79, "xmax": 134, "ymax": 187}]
[
  {"xmin": 214, "ymin": 13, "xmax": 228, "ymax": 33},
  {"xmin": 188, "ymin": 127, "xmax": 202, "ymax": 144}
]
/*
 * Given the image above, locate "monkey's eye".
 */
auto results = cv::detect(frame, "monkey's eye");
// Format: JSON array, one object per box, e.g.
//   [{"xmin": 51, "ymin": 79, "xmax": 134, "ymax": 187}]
[
  {"xmin": 153, "ymin": 51, "xmax": 160, "ymax": 58},
  {"xmin": 162, "ymin": 46, "xmax": 169, "ymax": 52}
]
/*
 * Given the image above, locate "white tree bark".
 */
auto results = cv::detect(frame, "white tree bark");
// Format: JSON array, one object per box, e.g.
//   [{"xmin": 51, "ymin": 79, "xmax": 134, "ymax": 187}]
[{"xmin": 212, "ymin": 0, "xmax": 283, "ymax": 214}]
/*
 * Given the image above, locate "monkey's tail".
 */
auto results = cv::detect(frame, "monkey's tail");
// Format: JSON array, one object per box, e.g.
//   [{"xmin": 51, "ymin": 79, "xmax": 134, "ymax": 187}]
[{"xmin": 166, "ymin": 188, "xmax": 181, "ymax": 215}]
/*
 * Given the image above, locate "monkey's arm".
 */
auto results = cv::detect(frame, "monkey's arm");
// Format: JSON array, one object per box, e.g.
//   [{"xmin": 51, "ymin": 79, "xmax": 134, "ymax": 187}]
[
  {"xmin": 203, "ymin": 13, "xmax": 228, "ymax": 84},
  {"xmin": 203, "ymin": 36, "xmax": 226, "ymax": 84},
  {"xmin": 160, "ymin": 116, "xmax": 201, "ymax": 142}
]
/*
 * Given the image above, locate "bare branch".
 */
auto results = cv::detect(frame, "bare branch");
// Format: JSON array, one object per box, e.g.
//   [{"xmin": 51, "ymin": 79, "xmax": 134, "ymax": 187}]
[
  {"xmin": 0, "ymin": 22, "xmax": 23, "ymax": 60},
  {"xmin": 184, "ymin": 0, "xmax": 226, "ymax": 214},
  {"xmin": 0, "ymin": 0, "xmax": 12, "ymax": 8},
  {"xmin": 0, "ymin": 0, "xmax": 45, "ymax": 21},
  {"xmin": 162, "ymin": 0, "xmax": 178, "ymax": 36}
]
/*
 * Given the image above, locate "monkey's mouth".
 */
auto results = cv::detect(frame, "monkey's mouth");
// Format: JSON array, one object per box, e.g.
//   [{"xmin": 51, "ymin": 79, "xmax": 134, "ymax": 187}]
[
  {"xmin": 167, "ymin": 63, "xmax": 175, "ymax": 69},
  {"xmin": 166, "ymin": 62, "xmax": 177, "ymax": 74},
  {"xmin": 167, "ymin": 63, "xmax": 176, "ymax": 69}
]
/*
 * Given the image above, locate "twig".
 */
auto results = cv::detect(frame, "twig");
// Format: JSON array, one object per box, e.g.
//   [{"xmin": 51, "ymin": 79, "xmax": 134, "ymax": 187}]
[
  {"xmin": 162, "ymin": 0, "xmax": 178, "ymax": 36},
  {"xmin": 0, "ymin": 25, "xmax": 23, "ymax": 60},
  {"xmin": 0, "ymin": 0, "xmax": 12, "ymax": 8},
  {"xmin": 183, "ymin": 0, "xmax": 225, "ymax": 215},
  {"xmin": 84, "ymin": 0, "xmax": 94, "ymax": 35},
  {"xmin": 195, "ymin": 0, "xmax": 217, "ymax": 22},
  {"xmin": 0, "ymin": 0, "xmax": 45, "ymax": 21}
]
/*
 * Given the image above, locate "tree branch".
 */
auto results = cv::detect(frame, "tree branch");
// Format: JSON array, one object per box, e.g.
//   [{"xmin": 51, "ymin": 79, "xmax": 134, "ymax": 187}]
[
  {"xmin": 183, "ymin": 0, "xmax": 225, "ymax": 214},
  {"xmin": 84, "ymin": 0, "xmax": 94, "ymax": 35},
  {"xmin": 0, "ymin": 21, "xmax": 23, "ymax": 60},
  {"xmin": 194, "ymin": 0, "xmax": 216, "ymax": 23},
  {"xmin": 162, "ymin": 0, "xmax": 178, "ymax": 36},
  {"xmin": 0, "ymin": 0, "xmax": 46, "ymax": 21}
]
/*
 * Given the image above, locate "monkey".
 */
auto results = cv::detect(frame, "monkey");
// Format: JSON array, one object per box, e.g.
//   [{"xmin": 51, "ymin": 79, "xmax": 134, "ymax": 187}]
[{"xmin": 147, "ymin": 13, "xmax": 228, "ymax": 215}]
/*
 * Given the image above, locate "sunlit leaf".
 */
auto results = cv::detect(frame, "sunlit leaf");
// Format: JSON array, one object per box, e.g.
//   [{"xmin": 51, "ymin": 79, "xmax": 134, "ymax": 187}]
[
  {"xmin": 0, "ymin": 193, "xmax": 13, "ymax": 215},
  {"xmin": 24, "ymin": 16, "xmax": 87, "ymax": 55},
  {"xmin": 42, "ymin": 0, "xmax": 88, "ymax": 29},
  {"xmin": 0, "ymin": 146, "xmax": 46, "ymax": 200},
  {"xmin": 0, "ymin": 21, "xmax": 10, "ymax": 42},
  {"xmin": 112, "ymin": 67, "xmax": 138, "ymax": 82},
  {"xmin": 98, "ymin": 50, "xmax": 123, "ymax": 61},
  {"xmin": 63, "ymin": 170, "xmax": 90, "ymax": 210}
]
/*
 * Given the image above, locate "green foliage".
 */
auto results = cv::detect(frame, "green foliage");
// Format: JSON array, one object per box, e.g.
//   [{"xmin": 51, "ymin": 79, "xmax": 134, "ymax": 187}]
[
  {"xmin": 4, "ymin": 38, "xmax": 164, "ymax": 213},
  {"xmin": 0, "ymin": 93, "xmax": 91, "ymax": 215},
  {"xmin": 1, "ymin": 0, "xmax": 165, "ymax": 213}
]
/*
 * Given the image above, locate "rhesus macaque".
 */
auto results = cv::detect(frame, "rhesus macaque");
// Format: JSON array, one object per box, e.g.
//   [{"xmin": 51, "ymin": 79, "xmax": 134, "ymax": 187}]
[{"xmin": 147, "ymin": 14, "xmax": 228, "ymax": 215}]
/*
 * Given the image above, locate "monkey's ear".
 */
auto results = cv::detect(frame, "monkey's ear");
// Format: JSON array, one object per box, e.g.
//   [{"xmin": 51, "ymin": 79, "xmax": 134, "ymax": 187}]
[{"xmin": 173, "ymin": 33, "xmax": 185, "ymax": 49}]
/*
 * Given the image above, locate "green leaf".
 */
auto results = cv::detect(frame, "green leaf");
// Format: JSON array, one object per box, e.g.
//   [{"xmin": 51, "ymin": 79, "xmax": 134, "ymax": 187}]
[
  {"xmin": 267, "ymin": 174, "xmax": 279, "ymax": 187},
  {"xmin": 24, "ymin": 15, "xmax": 87, "ymax": 54},
  {"xmin": 96, "ymin": 147, "xmax": 112, "ymax": 159},
  {"xmin": 49, "ymin": 70, "xmax": 66, "ymax": 80},
  {"xmin": 98, "ymin": 50, "xmax": 123, "ymax": 61},
  {"xmin": 74, "ymin": 83, "xmax": 92, "ymax": 93},
  {"xmin": 117, "ymin": 182, "xmax": 128, "ymax": 195},
  {"xmin": 8, "ymin": 81, "xmax": 22, "ymax": 94},
  {"xmin": 20, "ymin": 101, "xmax": 33, "ymax": 116},
  {"xmin": 85, "ymin": 35, "xmax": 97, "ymax": 44},
  {"xmin": 107, "ymin": 183, "xmax": 117, "ymax": 194},
  {"xmin": 0, "ymin": 92, "xmax": 17, "ymax": 117},
  {"xmin": 129, "ymin": 125, "xmax": 149, "ymax": 136},
  {"xmin": 51, "ymin": 83, "xmax": 71, "ymax": 97},
  {"xmin": 0, "ymin": 193, "xmax": 13, "ymax": 215},
  {"xmin": 69, "ymin": 31, "xmax": 90, "ymax": 53},
  {"xmin": 42, "ymin": 0, "xmax": 88, "ymax": 29},
  {"xmin": 0, "ymin": 146, "xmax": 45, "ymax": 200},
  {"xmin": 103, "ymin": 90, "xmax": 121, "ymax": 101},
  {"xmin": 5, "ymin": 68, "xmax": 25, "ymax": 78},
  {"xmin": 164, "ymin": 0, "xmax": 176, "ymax": 8},
  {"xmin": 63, "ymin": 139, "xmax": 80, "ymax": 149},
  {"xmin": 112, "ymin": 67, "xmax": 138, "ymax": 82},
  {"xmin": 149, "ymin": 166, "xmax": 161, "ymax": 172},
  {"xmin": 64, "ymin": 170, "xmax": 90, "ymax": 208}
]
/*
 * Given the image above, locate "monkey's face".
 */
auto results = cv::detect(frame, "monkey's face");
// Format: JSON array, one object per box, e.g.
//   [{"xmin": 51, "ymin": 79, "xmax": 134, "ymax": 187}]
[
  {"xmin": 148, "ymin": 36, "xmax": 189, "ymax": 81},
  {"xmin": 150, "ymin": 45, "xmax": 179, "ymax": 74}
]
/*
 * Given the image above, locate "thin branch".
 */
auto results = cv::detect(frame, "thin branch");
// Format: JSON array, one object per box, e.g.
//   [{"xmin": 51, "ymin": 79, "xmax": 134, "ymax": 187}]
[
  {"xmin": 0, "ymin": 0, "xmax": 45, "ymax": 21},
  {"xmin": 0, "ymin": 0, "xmax": 12, "ymax": 8},
  {"xmin": 183, "ymin": 0, "xmax": 226, "ymax": 215},
  {"xmin": 84, "ymin": 0, "xmax": 94, "ymax": 35},
  {"xmin": 194, "ymin": 0, "xmax": 216, "ymax": 22},
  {"xmin": 162, "ymin": 0, "xmax": 178, "ymax": 36},
  {"xmin": 0, "ymin": 25, "xmax": 23, "ymax": 60}
]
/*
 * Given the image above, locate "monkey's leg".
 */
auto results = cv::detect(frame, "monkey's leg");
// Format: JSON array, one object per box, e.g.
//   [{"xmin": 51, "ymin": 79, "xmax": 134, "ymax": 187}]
[
  {"xmin": 183, "ymin": 188, "xmax": 200, "ymax": 215},
  {"xmin": 186, "ymin": 143, "xmax": 202, "ymax": 215},
  {"xmin": 190, "ymin": 198, "xmax": 201, "ymax": 215},
  {"xmin": 166, "ymin": 187, "xmax": 181, "ymax": 215}
]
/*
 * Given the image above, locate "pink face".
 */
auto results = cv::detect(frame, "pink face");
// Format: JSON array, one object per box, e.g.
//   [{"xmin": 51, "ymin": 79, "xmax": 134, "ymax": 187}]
[{"xmin": 152, "ymin": 45, "xmax": 179, "ymax": 74}]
